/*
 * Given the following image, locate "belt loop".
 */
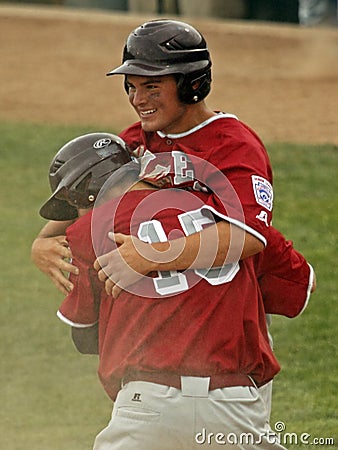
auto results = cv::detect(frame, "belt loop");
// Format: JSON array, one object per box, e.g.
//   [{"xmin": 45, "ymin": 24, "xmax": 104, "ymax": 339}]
[
  {"xmin": 181, "ymin": 376, "xmax": 210, "ymax": 397},
  {"xmin": 248, "ymin": 375, "xmax": 258, "ymax": 389}
]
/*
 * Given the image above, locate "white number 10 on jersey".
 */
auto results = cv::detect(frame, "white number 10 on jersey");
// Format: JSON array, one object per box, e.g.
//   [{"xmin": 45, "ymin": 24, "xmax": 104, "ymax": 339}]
[{"xmin": 138, "ymin": 209, "xmax": 239, "ymax": 296}]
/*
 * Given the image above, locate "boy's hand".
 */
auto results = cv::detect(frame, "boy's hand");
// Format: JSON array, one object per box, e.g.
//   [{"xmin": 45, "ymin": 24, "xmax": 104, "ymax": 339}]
[{"xmin": 31, "ymin": 236, "xmax": 79, "ymax": 295}]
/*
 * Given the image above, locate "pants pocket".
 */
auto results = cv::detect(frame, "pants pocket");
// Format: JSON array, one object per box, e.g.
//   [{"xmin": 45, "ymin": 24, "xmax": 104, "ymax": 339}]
[{"xmin": 115, "ymin": 405, "xmax": 161, "ymax": 422}]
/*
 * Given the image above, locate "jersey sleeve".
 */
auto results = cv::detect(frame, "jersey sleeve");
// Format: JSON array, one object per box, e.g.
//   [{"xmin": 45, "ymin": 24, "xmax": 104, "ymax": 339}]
[
  {"xmin": 254, "ymin": 227, "xmax": 314, "ymax": 318},
  {"xmin": 57, "ymin": 215, "xmax": 101, "ymax": 328},
  {"xmin": 204, "ymin": 122, "xmax": 273, "ymax": 245}
]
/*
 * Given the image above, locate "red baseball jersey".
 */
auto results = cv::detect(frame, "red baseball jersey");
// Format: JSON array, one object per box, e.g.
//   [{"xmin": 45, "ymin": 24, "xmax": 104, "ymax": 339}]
[
  {"xmin": 120, "ymin": 113, "xmax": 274, "ymax": 246},
  {"xmin": 119, "ymin": 115, "xmax": 314, "ymax": 316},
  {"xmin": 58, "ymin": 189, "xmax": 311, "ymax": 401}
]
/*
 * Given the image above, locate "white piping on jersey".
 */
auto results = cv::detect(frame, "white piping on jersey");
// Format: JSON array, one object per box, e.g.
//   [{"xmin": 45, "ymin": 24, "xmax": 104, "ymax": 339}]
[
  {"xmin": 157, "ymin": 112, "xmax": 239, "ymax": 139},
  {"xmin": 298, "ymin": 263, "xmax": 315, "ymax": 316},
  {"xmin": 192, "ymin": 204, "xmax": 267, "ymax": 247},
  {"xmin": 56, "ymin": 309, "xmax": 98, "ymax": 328}
]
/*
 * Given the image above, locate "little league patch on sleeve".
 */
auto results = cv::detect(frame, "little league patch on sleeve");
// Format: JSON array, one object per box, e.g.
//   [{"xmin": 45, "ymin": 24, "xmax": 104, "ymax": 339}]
[{"xmin": 251, "ymin": 175, "xmax": 273, "ymax": 211}]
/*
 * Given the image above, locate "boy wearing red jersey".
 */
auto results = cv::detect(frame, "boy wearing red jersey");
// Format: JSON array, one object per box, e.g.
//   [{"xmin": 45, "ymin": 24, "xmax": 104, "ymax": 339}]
[{"xmin": 39, "ymin": 132, "xmax": 314, "ymax": 450}]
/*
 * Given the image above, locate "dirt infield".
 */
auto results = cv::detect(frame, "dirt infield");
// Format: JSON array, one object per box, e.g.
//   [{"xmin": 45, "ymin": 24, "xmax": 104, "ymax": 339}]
[{"xmin": 1, "ymin": 4, "xmax": 337, "ymax": 144}]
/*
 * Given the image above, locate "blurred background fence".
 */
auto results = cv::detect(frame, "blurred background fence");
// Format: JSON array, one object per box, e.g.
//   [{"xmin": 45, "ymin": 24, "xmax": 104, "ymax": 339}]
[{"xmin": 1, "ymin": 0, "xmax": 337, "ymax": 26}]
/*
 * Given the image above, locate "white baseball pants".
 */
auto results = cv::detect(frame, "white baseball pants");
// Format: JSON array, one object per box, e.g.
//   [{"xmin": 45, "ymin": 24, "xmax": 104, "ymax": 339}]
[{"xmin": 93, "ymin": 377, "xmax": 286, "ymax": 450}]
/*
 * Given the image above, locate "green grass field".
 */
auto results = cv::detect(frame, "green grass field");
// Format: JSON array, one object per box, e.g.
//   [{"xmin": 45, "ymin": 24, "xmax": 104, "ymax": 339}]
[{"xmin": 1, "ymin": 121, "xmax": 337, "ymax": 449}]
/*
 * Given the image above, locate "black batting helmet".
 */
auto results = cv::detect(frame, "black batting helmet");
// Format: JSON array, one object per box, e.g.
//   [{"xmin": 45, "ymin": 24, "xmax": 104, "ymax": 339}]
[
  {"xmin": 40, "ymin": 132, "xmax": 131, "ymax": 220},
  {"xmin": 107, "ymin": 19, "xmax": 212, "ymax": 104}
]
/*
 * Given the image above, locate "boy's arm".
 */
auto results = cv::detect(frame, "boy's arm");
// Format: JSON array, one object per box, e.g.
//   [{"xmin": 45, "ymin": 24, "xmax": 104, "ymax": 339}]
[
  {"xmin": 31, "ymin": 220, "xmax": 79, "ymax": 295},
  {"xmin": 71, "ymin": 323, "xmax": 99, "ymax": 355},
  {"xmin": 95, "ymin": 220, "xmax": 264, "ymax": 298},
  {"xmin": 57, "ymin": 218, "xmax": 101, "ymax": 354}
]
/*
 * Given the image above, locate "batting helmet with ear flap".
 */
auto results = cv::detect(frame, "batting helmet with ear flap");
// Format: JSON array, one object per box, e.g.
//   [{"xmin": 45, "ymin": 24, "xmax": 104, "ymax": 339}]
[
  {"xmin": 106, "ymin": 19, "xmax": 212, "ymax": 104},
  {"xmin": 39, "ymin": 133, "xmax": 132, "ymax": 220}
]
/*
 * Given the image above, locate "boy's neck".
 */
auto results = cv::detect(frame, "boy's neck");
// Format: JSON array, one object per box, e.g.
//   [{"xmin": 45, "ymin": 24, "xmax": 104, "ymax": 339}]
[{"xmin": 128, "ymin": 180, "xmax": 158, "ymax": 191}]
